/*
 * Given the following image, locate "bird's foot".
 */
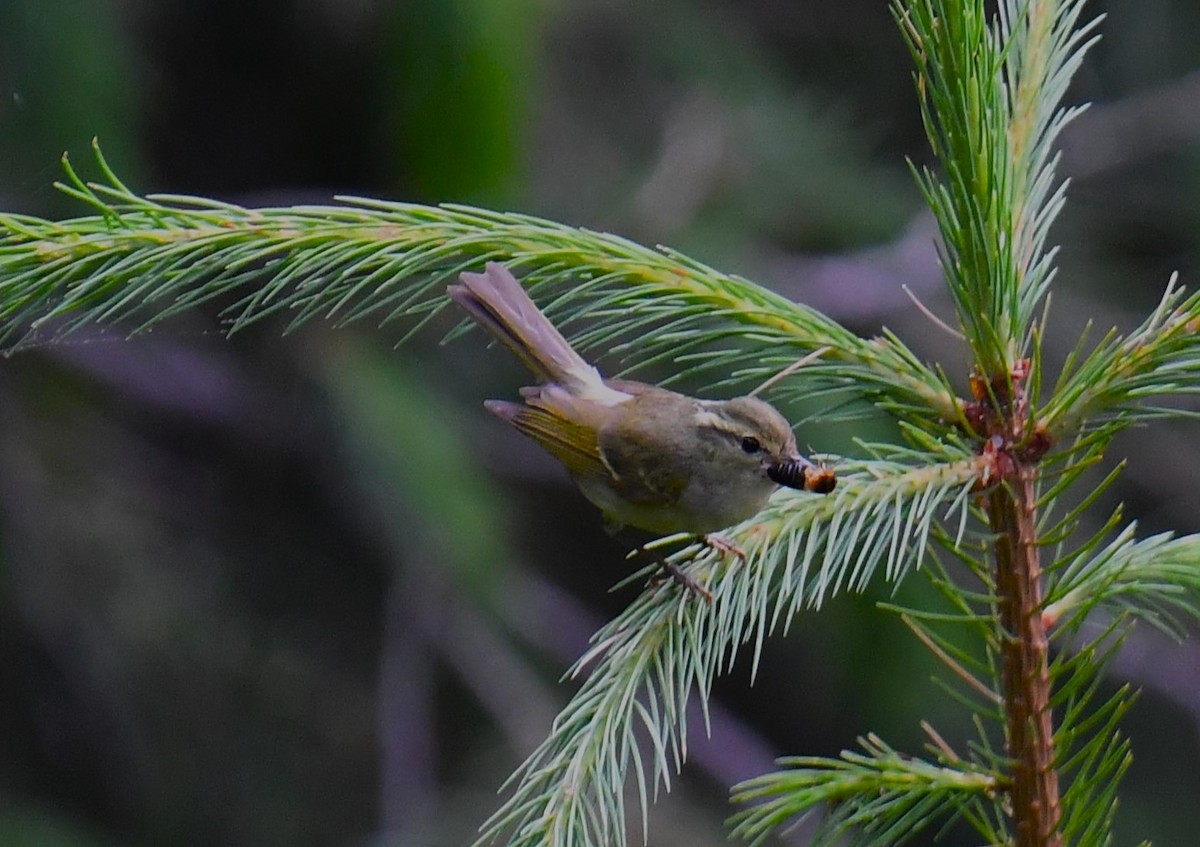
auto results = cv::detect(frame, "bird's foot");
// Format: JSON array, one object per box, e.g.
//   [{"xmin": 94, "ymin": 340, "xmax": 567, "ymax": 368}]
[
  {"xmin": 629, "ymin": 533, "xmax": 731, "ymax": 602},
  {"xmin": 656, "ymin": 560, "xmax": 713, "ymax": 603},
  {"xmin": 702, "ymin": 533, "xmax": 746, "ymax": 560}
]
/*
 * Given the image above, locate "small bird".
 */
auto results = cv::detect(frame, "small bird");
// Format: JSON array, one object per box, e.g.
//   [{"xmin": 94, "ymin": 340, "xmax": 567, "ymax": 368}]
[{"xmin": 449, "ymin": 263, "xmax": 834, "ymax": 569}]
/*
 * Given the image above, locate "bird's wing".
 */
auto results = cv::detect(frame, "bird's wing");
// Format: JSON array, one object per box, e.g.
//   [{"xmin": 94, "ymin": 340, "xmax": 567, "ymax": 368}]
[
  {"xmin": 488, "ymin": 383, "xmax": 691, "ymax": 510},
  {"xmin": 596, "ymin": 390, "xmax": 693, "ymax": 507},
  {"xmin": 485, "ymin": 398, "xmax": 612, "ymax": 483},
  {"xmin": 598, "ymin": 434, "xmax": 688, "ymax": 507}
]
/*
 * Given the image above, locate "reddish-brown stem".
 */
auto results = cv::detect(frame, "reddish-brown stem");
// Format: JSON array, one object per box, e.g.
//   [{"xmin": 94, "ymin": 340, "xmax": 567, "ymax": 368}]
[{"xmin": 989, "ymin": 464, "xmax": 1061, "ymax": 847}]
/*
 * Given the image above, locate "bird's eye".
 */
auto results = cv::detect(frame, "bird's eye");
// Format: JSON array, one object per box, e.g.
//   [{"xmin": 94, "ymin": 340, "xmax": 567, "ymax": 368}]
[{"xmin": 740, "ymin": 436, "xmax": 762, "ymax": 454}]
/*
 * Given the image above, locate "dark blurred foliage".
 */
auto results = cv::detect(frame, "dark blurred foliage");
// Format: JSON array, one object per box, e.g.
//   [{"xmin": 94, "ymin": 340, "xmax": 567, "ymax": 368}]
[{"xmin": 0, "ymin": 0, "xmax": 1198, "ymax": 845}]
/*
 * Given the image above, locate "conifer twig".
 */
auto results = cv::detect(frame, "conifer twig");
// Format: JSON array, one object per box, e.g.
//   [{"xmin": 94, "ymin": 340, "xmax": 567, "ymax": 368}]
[{"xmin": 990, "ymin": 468, "xmax": 1061, "ymax": 847}]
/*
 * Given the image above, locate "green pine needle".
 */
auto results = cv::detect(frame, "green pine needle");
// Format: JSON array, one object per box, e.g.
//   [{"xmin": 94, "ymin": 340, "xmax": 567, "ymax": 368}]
[
  {"xmin": 2, "ymin": 1, "xmax": 1199, "ymax": 844},
  {"xmin": 1045, "ymin": 526, "xmax": 1200, "ymax": 636},
  {"xmin": 476, "ymin": 456, "xmax": 980, "ymax": 847},
  {"xmin": 896, "ymin": 0, "xmax": 1099, "ymax": 374},
  {"xmin": 1042, "ymin": 273, "xmax": 1200, "ymax": 434},
  {"xmin": 0, "ymin": 143, "xmax": 958, "ymax": 432},
  {"xmin": 729, "ymin": 734, "xmax": 998, "ymax": 847}
]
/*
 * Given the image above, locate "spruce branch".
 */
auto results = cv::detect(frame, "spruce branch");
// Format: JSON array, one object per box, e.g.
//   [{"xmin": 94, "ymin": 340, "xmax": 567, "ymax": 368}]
[
  {"xmin": 0, "ymin": 145, "xmax": 958, "ymax": 430},
  {"xmin": 729, "ymin": 734, "xmax": 998, "ymax": 847},
  {"xmin": 1041, "ymin": 273, "xmax": 1200, "ymax": 435},
  {"xmin": 989, "ymin": 465, "xmax": 1061, "ymax": 847},
  {"xmin": 476, "ymin": 456, "xmax": 981, "ymax": 847},
  {"xmin": 1048, "ymin": 621, "xmax": 1136, "ymax": 847},
  {"xmin": 897, "ymin": 0, "xmax": 1098, "ymax": 374},
  {"xmin": 1044, "ymin": 526, "xmax": 1200, "ymax": 634},
  {"xmin": 897, "ymin": 2, "xmax": 1107, "ymax": 846},
  {"xmin": 0, "ymin": 1, "xmax": 1194, "ymax": 844}
]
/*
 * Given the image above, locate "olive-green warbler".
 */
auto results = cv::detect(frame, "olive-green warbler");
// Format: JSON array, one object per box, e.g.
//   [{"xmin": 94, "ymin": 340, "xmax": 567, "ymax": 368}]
[{"xmin": 449, "ymin": 262, "xmax": 835, "ymax": 538}]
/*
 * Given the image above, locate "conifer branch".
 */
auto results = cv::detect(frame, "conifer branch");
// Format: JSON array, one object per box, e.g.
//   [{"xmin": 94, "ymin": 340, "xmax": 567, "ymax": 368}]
[
  {"xmin": 729, "ymin": 734, "xmax": 999, "ymax": 847},
  {"xmin": 477, "ymin": 456, "xmax": 981, "ymax": 847},
  {"xmin": 989, "ymin": 466, "xmax": 1061, "ymax": 847},
  {"xmin": 897, "ymin": 0, "xmax": 1097, "ymax": 374},
  {"xmin": 0, "ymin": 146, "xmax": 958, "ymax": 429},
  {"xmin": 1040, "ymin": 273, "xmax": 1200, "ymax": 435},
  {"xmin": 899, "ymin": 2, "xmax": 1104, "ymax": 846},
  {"xmin": 0, "ymin": 2, "xmax": 1193, "ymax": 845},
  {"xmin": 1044, "ymin": 526, "xmax": 1200, "ymax": 633}
]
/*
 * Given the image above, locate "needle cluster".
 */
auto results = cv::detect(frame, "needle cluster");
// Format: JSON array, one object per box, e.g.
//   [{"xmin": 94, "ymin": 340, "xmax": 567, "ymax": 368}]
[{"xmin": 1, "ymin": 2, "xmax": 1200, "ymax": 847}]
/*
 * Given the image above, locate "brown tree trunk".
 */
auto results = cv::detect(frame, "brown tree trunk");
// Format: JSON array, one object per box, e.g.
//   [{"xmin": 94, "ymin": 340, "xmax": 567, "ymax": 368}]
[{"xmin": 989, "ymin": 464, "xmax": 1062, "ymax": 847}]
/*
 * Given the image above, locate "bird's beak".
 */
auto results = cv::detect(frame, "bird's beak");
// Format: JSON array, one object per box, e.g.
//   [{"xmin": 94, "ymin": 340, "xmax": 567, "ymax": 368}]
[{"xmin": 768, "ymin": 455, "xmax": 837, "ymax": 494}]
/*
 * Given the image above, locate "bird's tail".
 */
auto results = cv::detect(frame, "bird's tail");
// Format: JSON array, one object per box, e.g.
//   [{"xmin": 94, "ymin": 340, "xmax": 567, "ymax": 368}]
[{"xmin": 450, "ymin": 262, "xmax": 619, "ymax": 401}]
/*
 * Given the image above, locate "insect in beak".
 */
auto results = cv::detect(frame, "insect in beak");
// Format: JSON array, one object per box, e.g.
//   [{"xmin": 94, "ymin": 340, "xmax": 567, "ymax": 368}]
[{"xmin": 768, "ymin": 458, "xmax": 837, "ymax": 494}]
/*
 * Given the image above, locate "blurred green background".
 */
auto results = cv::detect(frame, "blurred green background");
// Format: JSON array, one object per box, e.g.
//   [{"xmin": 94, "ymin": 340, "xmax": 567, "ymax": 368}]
[{"xmin": 1, "ymin": 1, "xmax": 1198, "ymax": 844}]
